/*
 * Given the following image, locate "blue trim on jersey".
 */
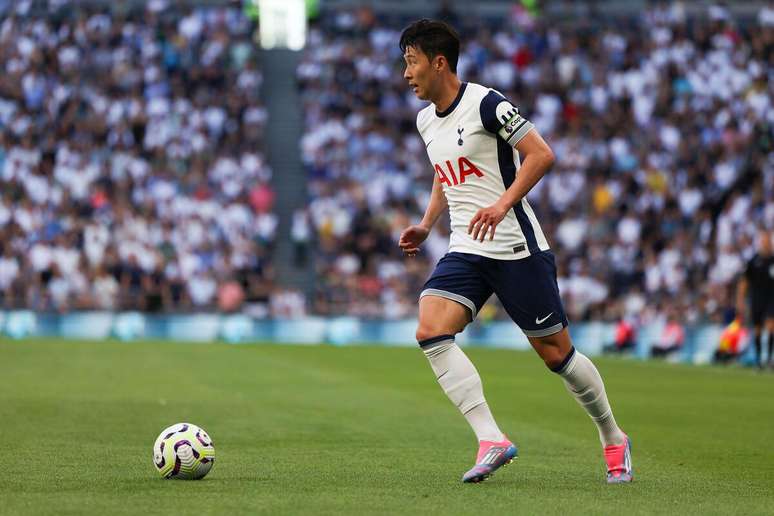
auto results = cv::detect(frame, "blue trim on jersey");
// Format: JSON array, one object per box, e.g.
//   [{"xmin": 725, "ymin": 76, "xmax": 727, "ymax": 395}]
[
  {"xmin": 479, "ymin": 90, "xmax": 507, "ymax": 133},
  {"xmin": 496, "ymin": 138, "xmax": 539, "ymax": 253},
  {"xmin": 436, "ymin": 82, "xmax": 468, "ymax": 118}
]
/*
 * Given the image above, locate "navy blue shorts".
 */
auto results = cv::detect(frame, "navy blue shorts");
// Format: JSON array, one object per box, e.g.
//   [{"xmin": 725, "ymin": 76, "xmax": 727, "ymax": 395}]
[{"xmin": 421, "ymin": 251, "xmax": 569, "ymax": 338}]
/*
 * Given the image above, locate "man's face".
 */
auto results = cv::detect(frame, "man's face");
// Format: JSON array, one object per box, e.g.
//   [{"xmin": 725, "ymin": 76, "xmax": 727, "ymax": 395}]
[{"xmin": 403, "ymin": 45, "xmax": 435, "ymax": 100}]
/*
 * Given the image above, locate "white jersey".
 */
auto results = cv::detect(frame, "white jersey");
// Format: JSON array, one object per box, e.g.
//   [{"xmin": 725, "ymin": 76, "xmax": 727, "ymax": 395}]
[{"xmin": 417, "ymin": 81, "xmax": 550, "ymax": 260}]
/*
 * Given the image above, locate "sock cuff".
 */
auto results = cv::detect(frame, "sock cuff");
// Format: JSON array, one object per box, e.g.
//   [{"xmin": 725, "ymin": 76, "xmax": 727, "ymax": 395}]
[
  {"xmin": 551, "ymin": 346, "xmax": 577, "ymax": 374},
  {"xmin": 418, "ymin": 334, "xmax": 455, "ymax": 349}
]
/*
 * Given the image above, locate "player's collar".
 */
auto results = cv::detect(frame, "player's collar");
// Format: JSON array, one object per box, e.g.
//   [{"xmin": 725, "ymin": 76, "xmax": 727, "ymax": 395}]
[{"xmin": 435, "ymin": 82, "xmax": 467, "ymax": 118}]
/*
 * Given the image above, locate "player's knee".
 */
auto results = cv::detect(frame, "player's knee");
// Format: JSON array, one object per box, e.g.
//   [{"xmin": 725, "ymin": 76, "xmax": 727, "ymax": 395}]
[
  {"xmin": 416, "ymin": 325, "xmax": 455, "ymax": 343},
  {"xmin": 540, "ymin": 347, "xmax": 568, "ymax": 370},
  {"xmin": 543, "ymin": 357, "xmax": 565, "ymax": 370}
]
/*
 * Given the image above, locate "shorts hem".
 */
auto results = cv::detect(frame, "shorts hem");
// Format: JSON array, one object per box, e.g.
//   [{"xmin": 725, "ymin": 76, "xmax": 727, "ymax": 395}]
[
  {"xmin": 420, "ymin": 288, "xmax": 477, "ymax": 319},
  {"xmin": 522, "ymin": 321, "xmax": 565, "ymax": 338}
]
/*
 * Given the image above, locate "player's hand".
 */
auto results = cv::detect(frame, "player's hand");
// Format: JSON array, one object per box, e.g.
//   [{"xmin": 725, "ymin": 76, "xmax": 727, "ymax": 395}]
[
  {"xmin": 398, "ymin": 225, "xmax": 430, "ymax": 257},
  {"xmin": 468, "ymin": 201, "xmax": 510, "ymax": 242}
]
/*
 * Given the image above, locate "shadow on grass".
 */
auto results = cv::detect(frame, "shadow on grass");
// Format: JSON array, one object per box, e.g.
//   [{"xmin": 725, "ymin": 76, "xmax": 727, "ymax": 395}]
[{"xmin": 132, "ymin": 474, "xmax": 273, "ymax": 486}]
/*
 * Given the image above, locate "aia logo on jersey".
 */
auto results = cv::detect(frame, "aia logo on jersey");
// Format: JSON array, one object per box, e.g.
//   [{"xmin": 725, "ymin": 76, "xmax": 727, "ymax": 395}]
[{"xmin": 434, "ymin": 157, "xmax": 484, "ymax": 187}]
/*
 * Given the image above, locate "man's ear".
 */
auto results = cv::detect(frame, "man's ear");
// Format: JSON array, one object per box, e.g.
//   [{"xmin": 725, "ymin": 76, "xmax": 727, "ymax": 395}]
[{"xmin": 433, "ymin": 54, "xmax": 446, "ymax": 72}]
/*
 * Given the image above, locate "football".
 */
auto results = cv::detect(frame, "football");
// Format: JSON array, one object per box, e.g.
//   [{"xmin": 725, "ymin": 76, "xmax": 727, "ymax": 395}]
[{"xmin": 152, "ymin": 423, "xmax": 215, "ymax": 480}]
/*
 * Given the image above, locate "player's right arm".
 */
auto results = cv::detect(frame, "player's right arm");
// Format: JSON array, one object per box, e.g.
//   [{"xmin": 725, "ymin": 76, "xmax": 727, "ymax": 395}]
[{"xmin": 399, "ymin": 173, "xmax": 447, "ymax": 257}]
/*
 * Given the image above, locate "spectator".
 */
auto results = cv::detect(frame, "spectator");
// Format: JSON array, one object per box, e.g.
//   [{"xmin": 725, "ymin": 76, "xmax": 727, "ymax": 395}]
[
  {"xmin": 217, "ymin": 279, "xmax": 245, "ymax": 313},
  {"xmin": 651, "ymin": 313, "xmax": 686, "ymax": 358},
  {"xmin": 604, "ymin": 317, "xmax": 637, "ymax": 354},
  {"xmin": 715, "ymin": 317, "xmax": 748, "ymax": 364},
  {"xmin": 270, "ymin": 289, "xmax": 307, "ymax": 318},
  {"xmin": 291, "ymin": 209, "xmax": 312, "ymax": 267}
]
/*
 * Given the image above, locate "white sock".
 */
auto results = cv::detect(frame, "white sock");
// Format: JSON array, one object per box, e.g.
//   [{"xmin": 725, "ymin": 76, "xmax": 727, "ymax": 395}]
[
  {"xmin": 421, "ymin": 336, "xmax": 505, "ymax": 442},
  {"xmin": 553, "ymin": 347, "xmax": 625, "ymax": 447},
  {"xmin": 463, "ymin": 403, "xmax": 505, "ymax": 442}
]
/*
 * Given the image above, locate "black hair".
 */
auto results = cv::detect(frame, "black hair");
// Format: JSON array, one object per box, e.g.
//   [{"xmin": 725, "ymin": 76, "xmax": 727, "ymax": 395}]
[{"xmin": 399, "ymin": 19, "xmax": 460, "ymax": 74}]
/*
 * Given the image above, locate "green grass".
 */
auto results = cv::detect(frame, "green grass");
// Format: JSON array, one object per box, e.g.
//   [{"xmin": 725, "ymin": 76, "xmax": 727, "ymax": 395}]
[{"xmin": 0, "ymin": 339, "xmax": 773, "ymax": 515}]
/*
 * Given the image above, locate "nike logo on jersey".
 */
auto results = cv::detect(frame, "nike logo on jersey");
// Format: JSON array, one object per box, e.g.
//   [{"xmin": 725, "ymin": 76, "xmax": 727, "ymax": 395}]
[
  {"xmin": 535, "ymin": 312, "xmax": 553, "ymax": 324},
  {"xmin": 425, "ymin": 139, "xmax": 434, "ymax": 148}
]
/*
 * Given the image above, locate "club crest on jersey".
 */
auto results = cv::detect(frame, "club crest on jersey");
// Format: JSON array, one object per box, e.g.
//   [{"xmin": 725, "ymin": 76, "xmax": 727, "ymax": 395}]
[
  {"xmin": 434, "ymin": 157, "xmax": 483, "ymax": 187},
  {"xmin": 457, "ymin": 127, "xmax": 464, "ymax": 146}
]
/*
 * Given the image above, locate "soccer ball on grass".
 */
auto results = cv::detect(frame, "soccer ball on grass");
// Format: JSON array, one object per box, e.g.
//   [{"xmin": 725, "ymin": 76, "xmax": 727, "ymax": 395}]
[{"xmin": 153, "ymin": 423, "xmax": 215, "ymax": 479}]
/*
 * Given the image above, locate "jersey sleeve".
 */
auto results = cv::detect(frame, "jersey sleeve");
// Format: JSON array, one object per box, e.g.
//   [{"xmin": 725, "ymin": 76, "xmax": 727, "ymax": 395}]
[
  {"xmin": 415, "ymin": 107, "xmax": 429, "ymax": 140},
  {"xmin": 479, "ymin": 90, "xmax": 534, "ymax": 146}
]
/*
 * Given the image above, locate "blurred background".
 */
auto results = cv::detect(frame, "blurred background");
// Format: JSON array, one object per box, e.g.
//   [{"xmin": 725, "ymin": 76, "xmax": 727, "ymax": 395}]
[{"xmin": 0, "ymin": 0, "xmax": 771, "ymax": 362}]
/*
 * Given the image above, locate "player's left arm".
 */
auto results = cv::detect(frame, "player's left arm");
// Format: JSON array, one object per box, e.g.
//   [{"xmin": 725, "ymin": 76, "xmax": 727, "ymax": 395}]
[{"xmin": 468, "ymin": 128, "xmax": 555, "ymax": 242}]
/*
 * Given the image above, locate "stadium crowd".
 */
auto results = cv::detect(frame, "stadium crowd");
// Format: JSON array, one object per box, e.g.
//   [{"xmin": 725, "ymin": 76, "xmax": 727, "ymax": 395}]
[
  {"xmin": 298, "ymin": 3, "xmax": 774, "ymax": 324},
  {"xmin": 0, "ymin": 1, "xmax": 772, "ymax": 327},
  {"xmin": 0, "ymin": 1, "xmax": 277, "ymax": 313}
]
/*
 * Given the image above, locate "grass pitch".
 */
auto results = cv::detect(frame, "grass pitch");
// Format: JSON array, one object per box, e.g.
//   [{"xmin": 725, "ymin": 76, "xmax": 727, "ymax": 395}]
[{"xmin": 1, "ymin": 339, "xmax": 772, "ymax": 515}]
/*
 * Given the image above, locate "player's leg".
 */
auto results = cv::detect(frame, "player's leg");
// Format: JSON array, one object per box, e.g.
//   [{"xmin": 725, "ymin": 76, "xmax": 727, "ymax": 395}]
[
  {"xmin": 418, "ymin": 253, "xmax": 515, "ymax": 483},
  {"xmin": 527, "ymin": 329, "xmax": 626, "ymax": 448},
  {"xmin": 417, "ymin": 295, "xmax": 504, "ymax": 442},
  {"xmin": 488, "ymin": 251, "xmax": 631, "ymax": 483},
  {"xmin": 529, "ymin": 324, "xmax": 632, "ymax": 485}
]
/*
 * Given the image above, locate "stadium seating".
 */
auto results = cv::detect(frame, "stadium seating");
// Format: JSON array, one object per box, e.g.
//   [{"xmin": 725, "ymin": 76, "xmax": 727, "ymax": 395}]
[
  {"xmin": 297, "ymin": 4, "xmax": 773, "ymax": 324},
  {"xmin": 0, "ymin": 2, "xmax": 276, "ymax": 313},
  {"xmin": 0, "ymin": 1, "xmax": 771, "ymax": 331}
]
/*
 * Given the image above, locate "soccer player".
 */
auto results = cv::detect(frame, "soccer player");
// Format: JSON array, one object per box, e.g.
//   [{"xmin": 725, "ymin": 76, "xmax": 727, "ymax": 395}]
[
  {"xmin": 397, "ymin": 19, "xmax": 632, "ymax": 484},
  {"xmin": 737, "ymin": 230, "xmax": 774, "ymax": 369}
]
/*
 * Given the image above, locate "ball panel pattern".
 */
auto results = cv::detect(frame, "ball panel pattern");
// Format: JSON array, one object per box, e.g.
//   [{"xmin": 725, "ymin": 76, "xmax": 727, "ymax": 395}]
[{"xmin": 153, "ymin": 423, "xmax": 215, "ymax": 480}]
